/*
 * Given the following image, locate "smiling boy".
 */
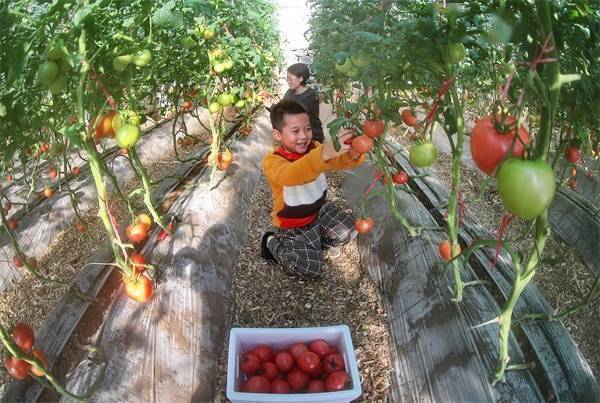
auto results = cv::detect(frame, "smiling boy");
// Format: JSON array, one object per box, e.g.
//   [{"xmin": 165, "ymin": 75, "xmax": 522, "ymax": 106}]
[{"xmin": 261, "ymin": 100, "xmax": 364, "ymax": 278}]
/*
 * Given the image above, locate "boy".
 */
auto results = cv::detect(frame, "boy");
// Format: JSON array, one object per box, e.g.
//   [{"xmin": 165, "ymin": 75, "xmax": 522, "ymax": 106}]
[{"xmin": 261, "ymin": 100, "xmax": 364, "ymax": 278}]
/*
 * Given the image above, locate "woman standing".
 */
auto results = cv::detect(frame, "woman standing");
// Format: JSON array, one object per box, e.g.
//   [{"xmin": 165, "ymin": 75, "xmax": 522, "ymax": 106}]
[{"xmin": 282, "ymin": 63, "xmax": 324, "ymax": 143}]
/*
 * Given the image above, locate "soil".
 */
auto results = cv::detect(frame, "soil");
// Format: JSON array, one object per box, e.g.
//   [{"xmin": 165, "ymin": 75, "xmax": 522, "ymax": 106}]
[{"xmin": 212, "ymin": 172, "xmax": 392, "ymax": 402}]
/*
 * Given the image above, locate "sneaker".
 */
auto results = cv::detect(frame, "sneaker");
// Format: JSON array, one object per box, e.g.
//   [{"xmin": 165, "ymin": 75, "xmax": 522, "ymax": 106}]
[{"xmin": 260, "ymin": 231, "xmax": 275, "ymax": 261}]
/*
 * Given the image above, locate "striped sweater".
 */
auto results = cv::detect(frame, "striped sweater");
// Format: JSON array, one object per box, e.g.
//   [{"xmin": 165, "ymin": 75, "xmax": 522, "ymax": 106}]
[{"xmin": 263, "ymin": 142, "xmax": 364, "ymax": 228}]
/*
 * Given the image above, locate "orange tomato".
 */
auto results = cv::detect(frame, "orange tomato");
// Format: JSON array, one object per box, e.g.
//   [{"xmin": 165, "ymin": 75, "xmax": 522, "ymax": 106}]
[
  {"xmin": 30, "ymin": 349, "xmax": 48, "ymax": 377},
  {"xmin": 124, "ymin": 274, "xmax": 154, "ymax": 303}
]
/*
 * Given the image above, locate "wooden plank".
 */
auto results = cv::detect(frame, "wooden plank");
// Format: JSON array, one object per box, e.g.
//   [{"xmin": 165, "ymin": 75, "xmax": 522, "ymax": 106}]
[
  {"xmin": 393, "ymin": 150, "xmax": 600, "ymax": 402},
  {"xmin": 58, "ymin": 113, "xmax": 273, "ymax": 402},
  {"xmin": 344, "ymin": 164, "xmax": 543, "ymax": 402}
]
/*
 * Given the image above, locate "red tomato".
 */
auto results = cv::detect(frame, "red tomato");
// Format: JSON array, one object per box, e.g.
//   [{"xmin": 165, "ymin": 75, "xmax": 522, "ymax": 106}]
[
  {"xmin": 270, "ymin": 379, "xmax": 290, "ymax": 393},
  {"xmin": 157, "ymin": 222, "xmax": 174, "ymax": 241},
  {"xmin": 7, "ymin": 174, "xmax": 14, "ymax": 182},
  {"xmin": 274, "ymin": 350, "xmax": 294, "ymax": 373},
  {"xmin": 355, "ymin": 217, "xmax": 374, "ymax": 234},
  {"xmin": 126, "ymin": 223, "xmax": 149, "ymax": 243},
  {"xmin": 392, "ymin": 171, "xmax": 409, "ymax": 185},
  {"xmin": 7, "ymin": 218, "xmax": 17, "ymax": 230},
  {"xmin": 31, "ymin": 348, "xmax": 48, "ymax": 377},
  {"xmin": 245, "ymin": 375, "xmax": 271, "ymax": 393},
  {"xmin": 289, "ymin": 343, "xmax": 308, "ymax": 360},
  {"xmin": 323, "ymin": 353, "xmax": 346, "ymax": 373},
  {"xmin": 401, "ymin": 109, "xmax": 418, "ymax": 127},
  {"xmin": 297, "ymin": 351, "xmax": 321, "ymax": 373},
  {"xmin": 124, "ymin": 275, "xmax": 153, "ymax": 303},
  {"xmin": 307, "ymin": 379, "xmax": 327, "ymax": 393},
  {"xmin": 253, "ymin": 344, "xmax": 274, "ymax": 363},
  {"xmin": 439, "ymin": 240, "xmax": 452, "ymax": 262},
  {"xmin": 565, "ymin": 146, "xmax": 580, "ymax": 163},
  {"xmin": 329, "ymin": 345, "xmax": 339, "ymax": 354},
  {"xmin": 287, "ymin": 368, "xmax": 310, "ymax": 391},
  {"xmin": 130, "ymin": 254, "xmax": 147, "ymax": 274},
  {"xmin": 12, "ymin": 323, "xmax": 35, "ymax": 352},
  {"xmin": 351, "ymin": 135, "xmax": 373, "ymax": 154},
  {"xmin": 72, "ymin": 166, "xmax": 81, "ymax": 175},
  {"xmin": 470, "ymin": 115, "xmax": 531, "ymax": 175},
  {"xmin": 4, "ymin": 356, "xmax": 30, "ymax": 380},
  {"xmin": 309, "ymin": 339, "xmax": 331, "ymax": 358},
  {"xmin": 326, "ymin": 371, "xmax": 349, "ymax": 391},
  {"xmin": 240, "ymin": 352, "xmax": 261, "ymax": 375},
  {"xmin": 568, "ymin": 176, "xmax": 577, "ymax": 190},
  {"xmin": 12, "ymin": 255, "xmax": 23, "ymax": 268},
  {"xmin": 260, "ymin": 362, "xmax": 279, "ymax": 381},
  {"xmin": 364, "ymin": 120, "xmax": 384, "ymax": 138},
  {"xmin": 182, "ymin": 101, "xmax": 193, "ymax": 112}
]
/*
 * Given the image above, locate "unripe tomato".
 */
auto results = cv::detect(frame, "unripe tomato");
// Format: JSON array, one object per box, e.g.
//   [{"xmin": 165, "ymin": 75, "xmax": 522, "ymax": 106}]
[
  {"xmin": 363, "ymin": 120, "xmax": 384, "ymax": 138},
  {"xmin": 31, "ymin": 348, "xmax": 48, "ymax": 377},
  {"xmin": 220, "ymin": 149, "xmax": 233, "ymax": 164},
  {"xmin": 443, "ymin": 42, "xmax": 466, "ymax": 65},
  {"xmin": 213, "ymin": 63, "xmax": 226, "ymax": 74},
  {"xmin": 112, "ymin": 110, "xmax": 140, "ymax": 132},
  {"xmin": 352, "ymin": 135, "xmax": 373, "ymax": 154},
  {"xmin": 48, "ymin": 75, "xmax": 65, "ymax": 94},
  {"xmin": 401, "ymin": 109, "xmax": 418, "ymax": 127},
  {"xmin": 409, "ymin": 142, "xmax": 437, "ymax": 167},
  {"xmin": 496, "ymin": 158, "xmax": 556, "ymax": 220},
  {"xmin": 126, "ymin": 223, "xmax": 149, "ymax": 243},
  {"xmin": 208, "ymin": 102, "xmax": 222, "ymax": 113},
  {"xmin": 115, "ymin": 124, "xmax": 141, "ymax": 149},
  {"xmin": 113, "ymin": 54, "xmax": 134, "ymax": 71},
  {"xmin": 335, "ymin": 58, "xmax": 353, "ymax": 74},
  {"xmin": 202, "ymin": 28, "xmax": 215, "ymax": 40},
  {"xmin": 37, "ymin": 61, "xmax": 58, "ymax": 85},
  {"xmin": 223, "ymin": 59, "xmax": 234, "ymax": 70},
  {"xmin": 136, "ymin": 213, "xmax": 152, "ymax": 227},
  {"xmin": 124, "ymin": 274, "xmax": 153, "ymax": 303},
  {"xmin": 439, "ymin": 240, "xmax": 461, "ymax": 262},
  {"xmin": 217, "ymin": 93, "xmax": 233, "ymax": 106},
  {"xmin": 351, "ymin": 52, "xmax": 369, "ymax": 68},
  {"xmin": 133, "ymin": 50, "xmax": 152, "ymax": 67},
  {"xmin": 355, "ymin": 217, "xmax": 374, "ymax": 234}
]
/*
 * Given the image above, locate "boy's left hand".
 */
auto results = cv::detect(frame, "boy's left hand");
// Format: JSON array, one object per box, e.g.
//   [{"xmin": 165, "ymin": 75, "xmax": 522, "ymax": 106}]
[{"xmin": 322, "ymin": 128, "xmax": 356, "ymax": 161}]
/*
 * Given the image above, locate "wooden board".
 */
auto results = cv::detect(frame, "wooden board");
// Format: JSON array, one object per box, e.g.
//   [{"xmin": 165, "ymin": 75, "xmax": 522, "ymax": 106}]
[
  {"xmin": 56, "ymin": 113, "xmax": 273, "ymax": 402},
  {"xmin": 345, "ymin": 164, "xmax": 543, "ymax": 402},
  {"xmin": 392, "ymin": 149, "xmax": 600, "ymax": 402},
  {"xmin": 0, "ymin": 111, "xmax": 208, "ymax": 292}
]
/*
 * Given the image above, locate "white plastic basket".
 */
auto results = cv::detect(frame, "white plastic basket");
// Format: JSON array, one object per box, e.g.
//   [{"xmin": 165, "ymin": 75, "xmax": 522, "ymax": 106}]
[{"xmin": 226, "ymin": 325, "xmax": 361, "ymax": 403}]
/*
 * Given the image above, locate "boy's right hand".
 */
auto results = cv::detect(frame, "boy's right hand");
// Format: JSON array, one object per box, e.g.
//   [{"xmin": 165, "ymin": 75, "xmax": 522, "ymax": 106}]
[{"xmin": 321, "ymin": 129, "xmax": 355, "ymax": 162}]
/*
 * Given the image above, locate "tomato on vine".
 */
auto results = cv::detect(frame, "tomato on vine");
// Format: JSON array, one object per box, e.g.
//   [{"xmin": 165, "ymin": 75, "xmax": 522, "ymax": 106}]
[
  {"xmin": 401, "ymin": 109, "xmax": 418, "ymax": 127},
  {"xmin": 5, "ymin": 356, "xmax": 31, "ymax": 380},
  {"xmin": 364, "ymin": 120, "xmax": 384, "ymax": 138},
  {"xmin": 355, "ymin": 217, "xmax": 374, "ymax": 234},
  {"xmin": 115, "ymin": 124, "xmax": 141, "ymax": 149},
  {"xmin": 470, "ymin": 115, "xmax": 531, "ymax": 175},
  {"xmin": 409, "ymin": 142, "xmax": 437, "ymax": 168},
  {"xmin": 351, "ymin": 135, "xmax": 373, "ymax": 154},
  {"xmin": 12, "ymin": 323, "xmax": 35, "ymax": 352},
  {"xmin": 124, "ymin": 274, "xmax": 153, "ymax": 303},
  {"xmin": 564, "ymin": 146, "xmax": 580, "ymax": 163}
]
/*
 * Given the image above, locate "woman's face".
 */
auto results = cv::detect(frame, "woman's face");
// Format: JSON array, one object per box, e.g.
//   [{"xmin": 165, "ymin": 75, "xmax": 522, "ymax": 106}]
[{"xmin": 286, "ymin": 72, "xmax": 303, "ymax": 91}]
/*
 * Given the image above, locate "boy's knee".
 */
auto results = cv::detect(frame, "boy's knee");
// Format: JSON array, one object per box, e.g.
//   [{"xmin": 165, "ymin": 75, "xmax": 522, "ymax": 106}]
[{"xmin": 287, "ymin": 258, "xmax": 322, "ymax": 278}]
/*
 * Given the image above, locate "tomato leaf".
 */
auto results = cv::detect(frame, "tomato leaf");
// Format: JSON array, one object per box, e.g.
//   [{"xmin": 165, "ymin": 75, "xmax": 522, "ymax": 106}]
[
  {"xmin": 354, "ymin": 31, "xmax": 382, "ymax": 43},
  {"xmin": 73, "ymin": 5, "xmax": 94, "ymax": 28}
]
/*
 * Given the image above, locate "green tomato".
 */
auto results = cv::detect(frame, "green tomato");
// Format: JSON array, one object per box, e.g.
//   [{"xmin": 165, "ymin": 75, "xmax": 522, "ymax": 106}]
[
  {"xmin": 210, "ymin": 47, "xmax": 225, "ymax": 59},
  {"xmin": 499, "ymin": 63, "xmax": 516, "ymax": 76},
  {"xmin": 335, "ymin": 58, "xmax": 353, "ymax": 74},
  {"xmin": 496, "ymin": 158, "xmax": 556, "ymax": 220},
  {"xmin": 217, "ymin": 93, "xmax": 232, "ymax": 106},
  {"xmin": 203, "ymin": 29, "xmax": 215, "ymax": 40},
  {"xmin": 133, "ymin": 50, "xmax": 152, "ymax": 67},
  {"xmin": 37, "ymin": 61, "xmax": 59, "ymax": 85},
  {"xmin": 346, "ymin": 67, "xmax": 360, "ymax": 79},
  {"xmin": 208, "ymin": 102, "xmax": 222, "ymax": 113},
  {"xmin": 113, "ymin": 54, "xmax": 134, "ymax": 71},
  {"xmin": 57, "ymin": 59, "xmax": 72, "ymax": 74},
  {"xmin": 235, "ymin": 99, "xmax": 246, "ymax": 108},
  {"xmin": 180, "ymin": 36, "xmax": 196, "ymax": 48},
  {"xmin": 350, "ymin": 52, "xmax": 369, "ymax": 68},
  {"xmin": 223, "ymin": 59, "xmax": 234, "ymax": 70},
  {"xmin": 47, "ymin": 46, "xmax": 63, "ymax": 61},
  {"xmin": 409, "ymin": 142, "xmax": 437, "ymax": 167},
  {"xmin": 213, "ymin": 63, "xmax": 226, "ymax": 74},
  {"xmin": 115, "ymin": 124, "xmax": 141, "ymax": 149},
  {"xmin": 443, "ymin": 42, "xmax": 465, "ymax": 65},
  {"xmin": 48, "ymin": 75, "xmax": 65, "ymax": 94},
  {"xmin": 112, "ymin": 110, "xmax": 140, "ymax": 132}
]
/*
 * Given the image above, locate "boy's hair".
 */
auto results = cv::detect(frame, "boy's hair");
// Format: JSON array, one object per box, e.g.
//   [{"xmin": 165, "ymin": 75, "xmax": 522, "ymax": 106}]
[
  {"xmin": 287, "ymin": 63, "xmax": 310, "ymax": 85},
  {"xmin": 270, "ymin": 100, "xmax": 307, "ymax": 131}
]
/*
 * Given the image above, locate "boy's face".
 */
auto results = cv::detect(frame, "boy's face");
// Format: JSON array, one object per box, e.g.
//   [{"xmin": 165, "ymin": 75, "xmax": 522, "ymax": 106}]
[{"xmin": 273, "ymin": 113, "xmax": 313, "ymax": 154}]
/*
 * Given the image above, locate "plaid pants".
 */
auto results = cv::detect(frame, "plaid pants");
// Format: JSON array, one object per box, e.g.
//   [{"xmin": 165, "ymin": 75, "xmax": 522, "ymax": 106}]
[{"xmin": 267, "ymin": 201, "xmax": 356, "ymax": 278}]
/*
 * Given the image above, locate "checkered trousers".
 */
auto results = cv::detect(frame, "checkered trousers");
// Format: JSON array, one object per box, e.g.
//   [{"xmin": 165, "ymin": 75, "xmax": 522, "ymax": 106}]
[{"xmin": 267, "ymin": 201, "xmax": 357, "ymax": 278}]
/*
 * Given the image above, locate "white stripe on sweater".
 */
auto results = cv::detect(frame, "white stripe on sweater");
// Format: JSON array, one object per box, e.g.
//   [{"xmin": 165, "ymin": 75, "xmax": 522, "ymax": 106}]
[{"xmin": 282, "ymin": 173, "xmax": 327, "ymax": 207}]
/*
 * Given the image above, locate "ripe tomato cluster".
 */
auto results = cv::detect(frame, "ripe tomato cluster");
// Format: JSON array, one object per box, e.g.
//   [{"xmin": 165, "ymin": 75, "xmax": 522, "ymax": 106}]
[
  {"xmin": 4, "ymin": 323, "xmax": 48, "ymax": 380},
  {"xmin": 238, "ymin": 339, "xmax": 350, "ymax": 394}
]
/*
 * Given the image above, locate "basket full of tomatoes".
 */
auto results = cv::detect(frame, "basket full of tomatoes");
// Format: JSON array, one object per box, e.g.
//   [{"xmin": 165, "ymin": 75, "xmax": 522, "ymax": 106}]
[{"xmin": 226, "ymin": 325, "xmax": 361, "ymax": 402}]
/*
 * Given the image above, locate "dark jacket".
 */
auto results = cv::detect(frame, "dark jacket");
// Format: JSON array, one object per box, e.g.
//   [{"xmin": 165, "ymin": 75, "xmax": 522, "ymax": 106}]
[{"xmin": 282, "ymin": 87, "xmax": 324, "ymax": 142}]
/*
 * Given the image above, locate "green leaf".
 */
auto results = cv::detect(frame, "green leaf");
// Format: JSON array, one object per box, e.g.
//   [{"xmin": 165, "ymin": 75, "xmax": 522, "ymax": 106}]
[
  {"xmin": 73, "ymin": 5, "xmax": 94, "ymax": 27},
  {"xmin": 487, "ymin": 13, "xmax": 513, "ymax": 44},
  {"xmin": 354, "ymin": 31, "xmax": 382, "ymax": 43},
  {"xmin": 0, "ymin": 103, "xmax": 6, "ymax": 118}
]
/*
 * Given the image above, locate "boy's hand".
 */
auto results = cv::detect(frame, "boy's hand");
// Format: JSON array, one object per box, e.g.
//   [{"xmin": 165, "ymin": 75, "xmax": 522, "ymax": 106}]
[{"xmin": 322, "ymin": 128, "xmax": 355, "ymax": 161}]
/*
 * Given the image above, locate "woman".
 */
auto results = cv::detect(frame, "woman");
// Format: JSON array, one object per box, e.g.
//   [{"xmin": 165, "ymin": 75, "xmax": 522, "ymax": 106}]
[{"xmin": 282, "ymin": 63, "xmax": 324, "ymax": 143}]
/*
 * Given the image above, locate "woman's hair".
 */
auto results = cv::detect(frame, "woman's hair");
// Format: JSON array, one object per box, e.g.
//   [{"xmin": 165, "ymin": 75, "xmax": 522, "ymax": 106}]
[{"xmin": 287, "ymin": 63, "xmax": 310, "ymax": 85}]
